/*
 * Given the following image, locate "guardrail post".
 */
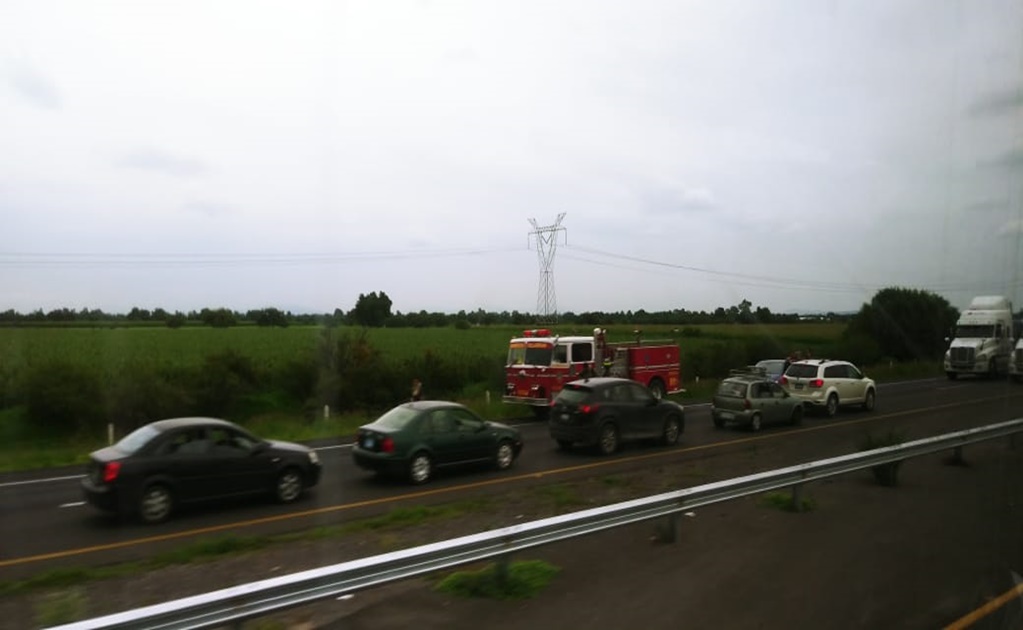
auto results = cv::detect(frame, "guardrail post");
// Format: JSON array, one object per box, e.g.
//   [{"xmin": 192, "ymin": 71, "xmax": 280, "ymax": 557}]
[
  {"xmin": 657, "ymin": 504, "xmax": 683, "ymax": 543},
  {"xmin": 495, "ymin": 551, "xmax": 511, "ymax": 586},
  {"xmin": 791, "ymin": 471, "xmax": 808, "ymax": 512}
]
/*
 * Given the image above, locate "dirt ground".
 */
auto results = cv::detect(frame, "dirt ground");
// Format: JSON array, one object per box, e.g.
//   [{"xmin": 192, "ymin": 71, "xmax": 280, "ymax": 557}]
[{"xmin": 4, "ymin": 439, "xmax": 1022, "ymax": 630}]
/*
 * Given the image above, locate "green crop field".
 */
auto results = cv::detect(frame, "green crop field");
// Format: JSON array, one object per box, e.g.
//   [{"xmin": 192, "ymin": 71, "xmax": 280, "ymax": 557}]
[{"xmin": 0, "ymin": 322, "xmax": 845, "ymax": 375}]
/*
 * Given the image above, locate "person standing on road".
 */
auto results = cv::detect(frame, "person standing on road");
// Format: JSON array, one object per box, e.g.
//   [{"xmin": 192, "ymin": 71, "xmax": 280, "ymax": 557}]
[{"xmin": 410, "ymin": 378, "xmax": 423, "ymax": 402}]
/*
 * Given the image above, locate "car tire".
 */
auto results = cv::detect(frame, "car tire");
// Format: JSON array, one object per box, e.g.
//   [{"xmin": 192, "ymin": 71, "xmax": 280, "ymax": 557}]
[
  {"xmin": 409, "ymin": 451, "xmax": 432, "ymax": 484},
  {"xmin": 790, "ymin": 405, "xmax": 803, "ymax": 426},
  {"xmin": 661, "ymin": 415, "xmax": 681, "ymax": 445},
  {"xmin": 862, "ymin": 389, "xmax": 876, "ymax": 412},
  {"xmin": 648, "ymin": 379, "xmax": 666, "ymax": 400},
  {"xmin": 495, "ymin": 440, "xmax": 515, "ymax": 471},
  {"xmin": 597, "ymin": 423, "xmax": 619, "ymax": 455},
  {"xmin": 749, "ymin": 413, "xmax": 762, "ymax": 432},
  {"xmin": 275, "ymin": 468, "xmax": 304, "ymax": 503},
  {"xmin": 712, "ymin": 416, "xmax": 725, "ymax": 429},
  {"xmin": 139, "ymin": 483, "xmax": 173, "ymax": 524},
  {"xmin": 825, "ymin": 394, "xmax": 839, "ymax": 418},
  {"xmin": 556, "ymin": 439, "xmax": 573, "ymax": 451}
]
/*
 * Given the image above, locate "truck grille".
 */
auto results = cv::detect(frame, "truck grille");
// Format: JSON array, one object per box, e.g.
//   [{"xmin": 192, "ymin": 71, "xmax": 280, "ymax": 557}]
[{"xmin": 950, "ymin": 347, "xmax": 975, "ymax": 365}]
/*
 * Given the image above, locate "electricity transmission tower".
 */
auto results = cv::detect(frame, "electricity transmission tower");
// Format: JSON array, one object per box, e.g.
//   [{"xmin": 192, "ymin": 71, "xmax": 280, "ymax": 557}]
[{"xmin": 528, "ymin": 213, "xmax": 567, "ymax": 324}]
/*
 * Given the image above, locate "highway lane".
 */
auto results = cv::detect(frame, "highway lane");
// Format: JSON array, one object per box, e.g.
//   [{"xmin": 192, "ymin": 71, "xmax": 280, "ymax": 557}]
[{"xmin": 1, "ymin": 377, "xmax": 1022, "ymax": 579}]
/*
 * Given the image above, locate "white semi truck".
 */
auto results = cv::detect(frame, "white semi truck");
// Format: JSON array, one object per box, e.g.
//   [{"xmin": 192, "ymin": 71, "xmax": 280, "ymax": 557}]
[{"xmin": 943, "ymin": 295, "xmax": 1015, "ymax": 380}]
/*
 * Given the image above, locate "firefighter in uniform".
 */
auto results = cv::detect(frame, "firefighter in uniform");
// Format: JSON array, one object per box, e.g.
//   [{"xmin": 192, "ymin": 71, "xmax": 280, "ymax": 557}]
[{"xmin": 602, "ymin": 354, "xmax": 613, "ymax": 376}]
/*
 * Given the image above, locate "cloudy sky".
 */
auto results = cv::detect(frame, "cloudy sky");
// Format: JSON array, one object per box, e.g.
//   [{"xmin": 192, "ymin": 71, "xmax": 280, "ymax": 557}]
[{"xmin": 2, "ymin": 0, "xmax": 1021, "ymax": 316}]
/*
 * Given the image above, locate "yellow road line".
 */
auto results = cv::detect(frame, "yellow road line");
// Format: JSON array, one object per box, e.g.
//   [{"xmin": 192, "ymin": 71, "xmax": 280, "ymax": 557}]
[
  {"xmin": 2, "ymin": 391, "xmax": 1020, "ymax": 570},
  {"xmin": 944, "ymin": 582, "xmax": 1023, "ymax": 630}
]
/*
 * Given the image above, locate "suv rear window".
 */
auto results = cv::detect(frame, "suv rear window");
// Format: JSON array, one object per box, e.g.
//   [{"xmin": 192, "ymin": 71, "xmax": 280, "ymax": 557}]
[
  {"xmin": 555, "ymin": 385, "xmax": 594, "ymax": 405},
  {"xmin": 715, "ymin": 381, "xmax": 747, "ymax": 397},
  {"xmin": 785, "ymin": 364, "xmax": 819, "ymax": 378}
]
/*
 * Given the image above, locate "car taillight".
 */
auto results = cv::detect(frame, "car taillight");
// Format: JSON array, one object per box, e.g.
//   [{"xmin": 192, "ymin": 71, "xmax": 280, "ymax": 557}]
[
  {"xmin": 381, "ymin": 437, "xmax": 395, "ymax": 453},
  {"xmin": 780, "ymin": 376, "xmax": 788, "ymax": 385},
  {"xmin": 102, "ymin": 461, "xmax": 121, "ymax": 483},
  {"xmin": 743, "ymin": 399, "xmax": 751, "ymax": 410},
  {"xmin": 580, "ymin": 403, "xmax": 599, "ymax": 414},
  {"xmin": 809, "ymin": 378, "xmax": 824, "ymax": 388}
]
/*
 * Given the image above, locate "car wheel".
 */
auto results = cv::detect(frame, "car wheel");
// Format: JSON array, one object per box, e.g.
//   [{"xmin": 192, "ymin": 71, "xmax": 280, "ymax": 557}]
[
  {"xmin": 409, "ymin": 451, "xmax": 432, "ymax": 484},
  {"xmin": 862, "ymin": 389, "xmax": 876, "ymax": 412},
  {"xmin": 713, "ymin": 416, "xmax": 725, "ymax": 429},
  {"xmin": 275, "ymin": 468, "xmax": 304, "ymax": 503},
  {"xmin": 598, "ymin": 423, "xmax": 619, "ymax": 455},
  {"xmin": 662, "ymin": 415, "xmax": 681, "ymax": 445},
  {"xmin": 495, "ymin": 440, "xmax": 515, "ymax": 471},
  {"xmin": 790, "ymin": 404, "xmax": 803, "ymax": 426},
  {"xmin": 826, "ymin": 394, "xmax": 839, "ymax": 418},
  {"xmin": 648, "ymin": 379, "xmax": 666, "ymax": 400},
  {"xmin": 556, "ymin": 439, "xmax": 574, "ymax": 451},
  {"xmin": 749, "ymin": 413, "xmax": 762, "ymax": 432},
  {"xmin": 139, "ymin": 483, "xmax": 173, "ymax": 524}
]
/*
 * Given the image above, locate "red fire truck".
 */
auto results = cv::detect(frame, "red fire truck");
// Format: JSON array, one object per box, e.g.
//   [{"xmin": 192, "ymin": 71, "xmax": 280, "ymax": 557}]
[{"xmin": 503, "ymin": 327, "xmax": 683, "ymax": 416}]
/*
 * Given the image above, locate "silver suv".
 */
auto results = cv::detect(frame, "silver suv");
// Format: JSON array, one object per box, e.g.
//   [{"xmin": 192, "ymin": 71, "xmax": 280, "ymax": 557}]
[{"xmin": 780, "ymin": 359, "xmax": 876, "ymax": 417}]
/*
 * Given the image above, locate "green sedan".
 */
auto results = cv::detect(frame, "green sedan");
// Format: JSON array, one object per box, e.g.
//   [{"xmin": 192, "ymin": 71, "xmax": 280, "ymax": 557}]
[{"xmin": 352, "ymin": 401, "xmax": 524, "ymax": 484}]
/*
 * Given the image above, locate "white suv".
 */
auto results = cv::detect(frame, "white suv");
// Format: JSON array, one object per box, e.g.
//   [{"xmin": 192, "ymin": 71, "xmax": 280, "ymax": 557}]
[{"xmin": 780, "ymin": 359, "xmax": 876, "ymax": 417}]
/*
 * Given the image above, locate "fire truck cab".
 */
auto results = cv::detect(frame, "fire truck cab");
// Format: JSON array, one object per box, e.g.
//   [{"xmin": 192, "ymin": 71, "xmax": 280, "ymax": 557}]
[{"xmin": 503, "ymin": 328, "xmax": 682, "ymax": 416}]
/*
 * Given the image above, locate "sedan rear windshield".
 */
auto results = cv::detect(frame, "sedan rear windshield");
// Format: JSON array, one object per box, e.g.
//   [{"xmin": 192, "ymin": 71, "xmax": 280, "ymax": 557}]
[
  {"xmin": 715, "ymin": 381, "xmax": 747, "ymax": 398},
  {"xmin": 116, "ymin": 425, "xmax": 162, "ymax": 454},
  {"xmin": 785, "ymin": 364, "xmax": 819, "ymax": 378},
  {"xmin": 373, "ymin": 406, "xmax": 420, "ymax": 429}
]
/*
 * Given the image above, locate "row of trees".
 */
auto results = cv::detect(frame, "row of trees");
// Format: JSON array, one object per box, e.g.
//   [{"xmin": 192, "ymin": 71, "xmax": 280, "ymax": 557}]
[{"xmin": 0, "ymin": 295, "xmax": 835, "ymax": 329}]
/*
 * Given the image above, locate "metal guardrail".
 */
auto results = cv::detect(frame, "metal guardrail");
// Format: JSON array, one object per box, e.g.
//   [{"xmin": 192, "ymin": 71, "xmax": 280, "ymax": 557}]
[{"xmin": 50, "ymin": 418, "xmax": 1023, "ymax": 630}]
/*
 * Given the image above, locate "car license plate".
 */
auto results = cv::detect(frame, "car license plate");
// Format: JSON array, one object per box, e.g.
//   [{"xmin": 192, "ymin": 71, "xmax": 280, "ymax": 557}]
[
  {"xmin": 795, "ymin": 383, "xmax": 804, "ymax": 390},
  {"xmin": 560, "ymin": 413, "xmax": 570, "ymax": 421},
  {"xmin": 719, "ymin": 412, "xmax": 733, "ymax": 420},
  {"xmin": 517, "ymin": 389, "xmax": 529, "ymax": 397},
  {"xmin": 363, "ymin": 437, "xmax": 375, "ymax": 449}
]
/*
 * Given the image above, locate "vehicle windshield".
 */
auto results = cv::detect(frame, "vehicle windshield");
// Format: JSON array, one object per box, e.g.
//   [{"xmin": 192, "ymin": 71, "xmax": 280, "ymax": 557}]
[
  {"xmin": 554, "ymin": 386, "xmax": 592, "ymax": 405},
  {"xmin": 372, "ymin": 405, "xmax": 421, "ymax": 430},
  {"xmin": 115, "ymin": 424, "xmax": 162, "ymax": 455},
  {"xmin": 955, "ymin": 325, "xmax": 996, "ymax": 339},
  {"xmin": 507, "ymin": 342, "xmax": 553, "ymax": 367},
  {"xmin": 716, "ymin": 381, "xmax": 747, "ymax": 398}
]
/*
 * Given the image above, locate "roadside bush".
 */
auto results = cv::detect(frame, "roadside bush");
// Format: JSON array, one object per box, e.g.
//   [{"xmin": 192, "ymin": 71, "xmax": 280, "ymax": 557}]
[
  {"xmin": 105, "ymin": 365, "xmax": 193, "ymax": 434},
  {"xmin": 24, "ymin": 361, "xmax": 105, "ymax": 435},
  {"xmin": 194, "ymin": 350, "xmax": 261, "ymax": 417},
  {"xmin": 857, "ymin": 428, "xmax": 907, "ymax": 487}
]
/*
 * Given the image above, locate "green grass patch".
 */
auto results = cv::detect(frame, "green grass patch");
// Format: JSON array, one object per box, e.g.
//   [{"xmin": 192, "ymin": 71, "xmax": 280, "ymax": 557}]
[
  {"xmin": 758, "ymin": 491, "xmax": 816, "ymax": 512},
  {"xmin": 537, "ymin": 483, "xmax": 584, "ymax": 510},
  {"xmin": 434, "ymin": 560, "xmax": 560, "ymax": 600},
  {"xmin": 34, "ymin": 586, "xmax": 88, "ymax": 626}
]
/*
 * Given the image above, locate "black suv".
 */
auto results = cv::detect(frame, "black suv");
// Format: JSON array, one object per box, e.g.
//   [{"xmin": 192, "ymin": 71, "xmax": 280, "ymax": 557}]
[{"xmin": 548, "ymin": 377, "xmax": 685, "ymax": 455}]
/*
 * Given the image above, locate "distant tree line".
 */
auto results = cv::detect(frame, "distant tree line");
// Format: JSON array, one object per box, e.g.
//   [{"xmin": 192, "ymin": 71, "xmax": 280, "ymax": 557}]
[{"xmin": 0, "ymin": 294, "xmax": 841, "ymax": 328}]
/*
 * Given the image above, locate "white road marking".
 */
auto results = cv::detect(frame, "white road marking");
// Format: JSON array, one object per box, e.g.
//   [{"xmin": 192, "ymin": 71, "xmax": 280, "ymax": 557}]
[
  {"xmin": 60, "ymin": 502, "xmax": 85, "ymax": 508},
  {"xmin": 0, "ymin": 474, "xmax": 83, "ymax": 489}
]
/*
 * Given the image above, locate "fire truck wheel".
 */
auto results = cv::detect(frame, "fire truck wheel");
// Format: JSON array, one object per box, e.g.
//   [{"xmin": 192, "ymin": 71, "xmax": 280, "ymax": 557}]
[
  {"xmin": 648, "ymin": 379, "xmax": 666, "ymax": 400},
  {"xmin": 408, "ymin": 452, "xmax": 432, "ymax": 484},
  {"xmin": 661, "ymin": 415, "xmax": 681, "ymax": 445},
  {"xmin": 598, "ymin": 423, "xmax": 619, "ymax": 455},
  {"xmin": 494, "ymin": 440, "xmax": 515, "ymax": 470}
]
